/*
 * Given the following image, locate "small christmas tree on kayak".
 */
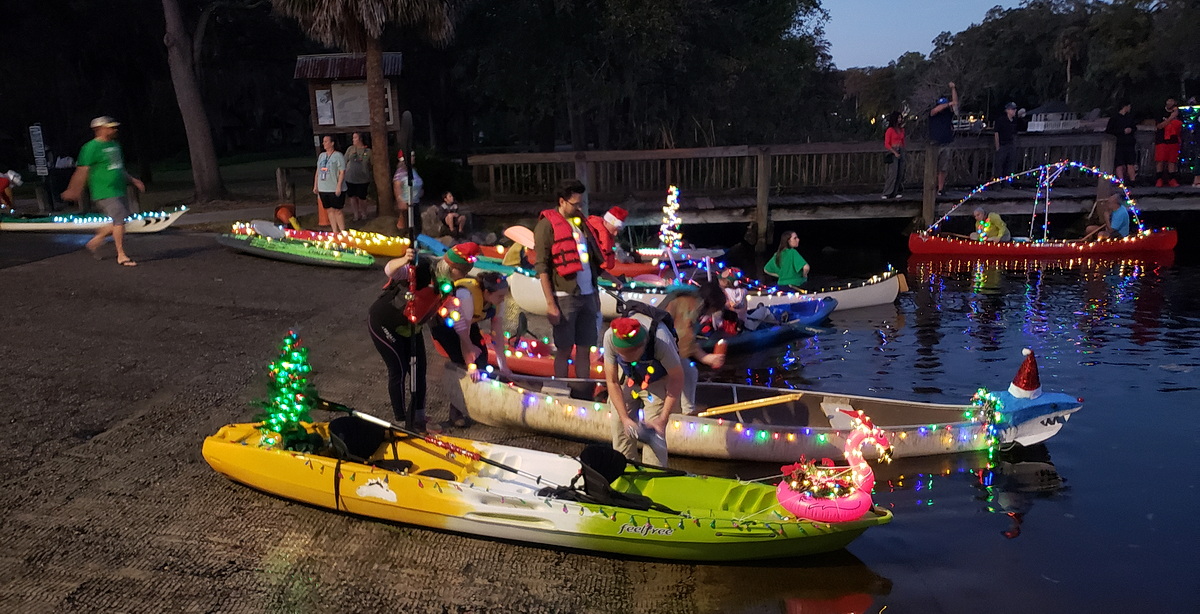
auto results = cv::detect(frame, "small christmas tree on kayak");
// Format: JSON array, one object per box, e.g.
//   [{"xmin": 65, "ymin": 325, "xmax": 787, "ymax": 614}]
[{"xmin": 256, "ymin": 330, "xmax": 318, "ymax": 450}]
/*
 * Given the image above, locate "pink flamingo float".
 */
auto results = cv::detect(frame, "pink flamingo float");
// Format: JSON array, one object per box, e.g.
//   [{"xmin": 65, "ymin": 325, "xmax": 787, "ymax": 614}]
[{"xmin": 776, "ymin": 409, "xmax": 893, "ymax": 523}]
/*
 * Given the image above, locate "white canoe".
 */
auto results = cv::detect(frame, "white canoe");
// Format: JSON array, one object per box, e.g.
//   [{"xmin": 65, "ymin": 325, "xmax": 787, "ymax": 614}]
[
  {"xmin": 0, "ymin": 208, "xmax": 188, "ymax": 233},
  {"xmin": 445, "ymin": 359, "xmax": 1081, "ymax": 463},
  {"xmin": 509, "ymin": 269, "xmax": 905, "ymax": 318}
]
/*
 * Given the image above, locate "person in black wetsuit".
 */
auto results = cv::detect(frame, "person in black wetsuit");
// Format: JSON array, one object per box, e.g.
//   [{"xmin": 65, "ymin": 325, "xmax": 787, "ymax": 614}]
[{"xmin": 367, "ymin": 249, "xmax": 435, "ymax": 428}]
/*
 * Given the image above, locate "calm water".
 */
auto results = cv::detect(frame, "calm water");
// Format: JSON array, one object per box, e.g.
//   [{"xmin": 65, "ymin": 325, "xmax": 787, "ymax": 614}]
[{"xmin": 682, "ymin": 251, "xmax": 1200, "ymax": 613}]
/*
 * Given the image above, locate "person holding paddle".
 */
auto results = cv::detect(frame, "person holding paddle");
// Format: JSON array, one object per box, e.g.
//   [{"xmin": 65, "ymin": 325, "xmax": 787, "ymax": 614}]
[
  {"xmin": 368, "ymin": 249, "xmax": 434, "ymax": 428},
  {"xmin": 970, "ymin": 207, "xmax": 1011, "ymax": 242},
  {"xmin": 603, "ymin": 316, "xmax": 685, "ymax": 466}
]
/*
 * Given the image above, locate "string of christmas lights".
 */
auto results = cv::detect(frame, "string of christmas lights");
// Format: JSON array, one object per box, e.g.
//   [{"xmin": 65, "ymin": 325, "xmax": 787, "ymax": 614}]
[{"xmin": 923, "ymin": 160, "xmax": 1146, "ymax": 238}]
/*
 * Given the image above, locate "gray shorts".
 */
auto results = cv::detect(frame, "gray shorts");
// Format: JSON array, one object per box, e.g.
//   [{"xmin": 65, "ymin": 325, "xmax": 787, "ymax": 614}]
[
  {"xmin": 96, "ymin": 197, "xmax": 131, "ymax": 226},
  {"xmin": 936, "ymin": 147, "xmax": 952, "ymax": 173}
]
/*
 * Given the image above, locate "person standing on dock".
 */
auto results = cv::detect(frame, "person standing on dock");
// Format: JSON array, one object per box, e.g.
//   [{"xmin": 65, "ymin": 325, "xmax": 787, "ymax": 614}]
[
  {"xmin": 1105, "ymin": 101, "xmax": 1139, "ymax": 185},
  {"xmin": 60, "ymin": 116, "xmax": 145, "ymax": 267},
  {"xmin": 881, "ymin": 111, "xmax": 906, "ymax": 199},
  {"xmin": 534, "ymin": 179, "xmax": 603, "ymax": 398},
  {"xmin": 993, "ymin": 102, "xmax": 1020, "ymax": 178},
  {"xmin": 1153, "ymin": 98, "xmax": 1182, "ymax": 187},
  {"xmin": 929, "ymin": 82, "xmax": 959, "ymax": 196}
]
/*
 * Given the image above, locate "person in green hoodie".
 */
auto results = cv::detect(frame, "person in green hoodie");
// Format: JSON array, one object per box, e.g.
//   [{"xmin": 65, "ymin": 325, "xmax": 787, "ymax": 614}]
[{"xmin": 763, "ymin": 231, "xmax": 809, "ymax": 291}]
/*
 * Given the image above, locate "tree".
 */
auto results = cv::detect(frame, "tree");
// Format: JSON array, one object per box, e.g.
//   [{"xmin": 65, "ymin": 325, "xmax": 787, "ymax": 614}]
[
  {"xmin": 271, "ymin": 0, "xmax": 459, "ymax": 219},
  {"xmin": 162, "ymin": 0, "xmax": 227, "ymax": 202}
]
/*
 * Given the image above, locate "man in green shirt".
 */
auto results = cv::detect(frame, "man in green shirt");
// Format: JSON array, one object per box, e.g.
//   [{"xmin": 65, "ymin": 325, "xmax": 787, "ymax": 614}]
[{"xmin": 61, "ymin": 117, "xmax": 145, "ymax": 267}]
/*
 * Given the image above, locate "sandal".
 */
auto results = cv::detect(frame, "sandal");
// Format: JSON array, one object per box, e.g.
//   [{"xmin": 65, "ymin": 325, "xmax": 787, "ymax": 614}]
[{"xmin": 118, "ymin": 259, "xmax": 138, "ymax": 267}]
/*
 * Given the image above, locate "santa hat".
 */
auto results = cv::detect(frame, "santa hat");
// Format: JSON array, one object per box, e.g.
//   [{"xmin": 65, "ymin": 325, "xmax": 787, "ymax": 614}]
[
  {"xmin": 604, "ymin": 207, "xmax": 628, "ymax": 230},
  {"xmin": 1008, "ymin": 348, "xmax": 1042, "ymax": 399},
  {"xmin": 445, "ymin": 242, "xmax": 480, "ymax": 266},
  {"xmin": 610, "ymin": 317, "xmax": 647, "ymax": 349}
]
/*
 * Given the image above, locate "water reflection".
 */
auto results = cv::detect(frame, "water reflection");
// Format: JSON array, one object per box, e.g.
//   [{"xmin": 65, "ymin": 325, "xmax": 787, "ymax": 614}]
[
  {"xmin": 692, "ymin": 550, "xmax": 892, "ymax": 614},
  {"xmin": 976, "ymin": 444, "xmax": 1068, "ymax": 539},
  {"xmin": 873, "ymin": 444, "xmax": 1068, "ymax": 540}
]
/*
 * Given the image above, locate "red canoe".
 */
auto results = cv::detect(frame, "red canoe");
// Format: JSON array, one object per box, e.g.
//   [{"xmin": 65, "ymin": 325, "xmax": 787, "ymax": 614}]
[
  {"xmin": 908, "ymin": 228, "xmax": 1177, "ymax": 256},
  {"xmin": 433, "ymin": 333, "xmax": 602, "ymax": 378}
]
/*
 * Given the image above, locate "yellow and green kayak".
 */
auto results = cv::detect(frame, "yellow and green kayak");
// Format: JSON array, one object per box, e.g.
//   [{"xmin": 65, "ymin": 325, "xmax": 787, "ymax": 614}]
[{"xmin": 203, "ymin": 421, "xmax": 890, "ymax": 561}]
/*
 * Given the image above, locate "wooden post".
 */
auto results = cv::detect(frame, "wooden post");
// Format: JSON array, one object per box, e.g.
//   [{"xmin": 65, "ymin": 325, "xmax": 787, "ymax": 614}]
[
  {"xmin": 755, "ymin": 147, "xmax": 771, "ymax": 252},
  {"xmin": 1097, "ymin": 135, "xmax": 1116, "ymax": 200},
  {"xmin": 574, "ymin": 152, "xmax": 590, "ymax": 217},
  {"xmin": 276, "ymin": 167, "xmax": 288, "ymax": 202},
  {"xmin": 921, "ymin": 143, "xmax": 938, "ymax": 228}
]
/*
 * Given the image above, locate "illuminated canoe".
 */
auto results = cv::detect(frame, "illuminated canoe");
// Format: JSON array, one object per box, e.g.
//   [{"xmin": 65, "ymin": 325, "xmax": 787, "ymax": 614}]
[
  {"xmin": 215, "ymin": 233, "xmax": 375, "ymax": 269},
  {"xmin": 508, "ymin": 269, "xmax": 904, "ymax": 318},
  {"xmin": 285, "ymin": 229, "xmax": 411, "ymax": 257},
  {"xmin": 0, "ymin": 207, "xmax": 187, "ymax": 233},
  {"xmin": 907, "ymin": 228, "xmax": 1177, "ymax": 256},
  {"xmin": 451, "ymin": 352, "xmax": 1081, "ymax": 462},
  {"xmin": 203, "ymin": 420, "xmax": 889, "ymax": 560}
]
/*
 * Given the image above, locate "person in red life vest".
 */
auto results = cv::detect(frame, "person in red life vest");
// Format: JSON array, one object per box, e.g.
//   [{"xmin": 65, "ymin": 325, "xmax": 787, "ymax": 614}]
[
  {"xmin": 603, "ymin": 316, "xmax": 684, "ymax": 466},
  {"xmin": 0, "ymin": 171, "xmax": 22, "ymax": 209},
  {"xmin": 583, "ymin": 206, "xmax": 632, "ymax": 286},
  {"xmin": 1153, "ymin": 98, "xmax": 1183, "ymax": 187},
  {"xmin": 533, "ymin": 179, "xmax": 604, "ymax": 396}
]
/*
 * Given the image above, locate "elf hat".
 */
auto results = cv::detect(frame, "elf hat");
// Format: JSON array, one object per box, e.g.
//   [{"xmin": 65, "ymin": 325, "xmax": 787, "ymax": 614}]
[
  {"xmin": 610, "ymin": 317, "xmax": 647, "ymax": 349},
  {"xmin": 1008, "ymin": 348, "xmax": 1043, "ymax": 399},
  {"xmin": 604, "ymin": 207, "xmax": 629, "ymax": 230},
  {"xmin": 445, "ymin": 242, "xmax": 480, "ymax": 266}
]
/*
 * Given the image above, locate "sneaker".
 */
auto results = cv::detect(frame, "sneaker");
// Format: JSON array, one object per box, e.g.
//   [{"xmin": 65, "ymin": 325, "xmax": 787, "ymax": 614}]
[
  {"xmin": 881, "ymin": 195, "xmax": 891, "ymax": 200},
  {"xmin": 1168, "ymin": 179, "xmax": 1180, "ymax": 187},
  {"xmin": 1155, "ymin": 178, "xmax": 1164, "ymax": 187}
]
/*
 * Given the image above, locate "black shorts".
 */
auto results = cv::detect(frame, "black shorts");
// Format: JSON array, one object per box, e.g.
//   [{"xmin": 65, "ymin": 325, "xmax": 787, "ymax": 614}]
[
  {"xmin": 1114, "ymin": 145, "xmax": 1138, "ymax": 167},
  {"xmin": 345, "ymin": 182, "xmax": 369, "ymax": 199},
  {"xmin": 319, "ymin": 191, "xmax": 346, "ymax": 210}
]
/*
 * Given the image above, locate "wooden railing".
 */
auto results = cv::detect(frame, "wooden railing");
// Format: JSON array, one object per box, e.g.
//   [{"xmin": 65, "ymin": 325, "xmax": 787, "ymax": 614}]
[{"xmin": 467, "ymin": 133, "xmax": 1125, "ymax": 202}]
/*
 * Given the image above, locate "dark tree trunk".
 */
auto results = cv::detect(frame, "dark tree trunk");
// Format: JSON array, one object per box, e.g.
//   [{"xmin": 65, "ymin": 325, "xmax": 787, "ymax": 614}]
[
  {"xmin": 367, "ymin": 38, "xmax": 394, "ymax": 218},
  {"xmin": 161, "ymin": 0, "xmax": 225, "ymax": 202}
]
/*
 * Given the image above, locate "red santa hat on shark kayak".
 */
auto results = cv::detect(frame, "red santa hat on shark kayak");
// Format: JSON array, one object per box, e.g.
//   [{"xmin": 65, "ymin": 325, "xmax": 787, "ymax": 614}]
[
  {"xmin": 1008, "ymin": 348, "xmax": 1042, "ymax": 399},
  {"xmin": 603, "ymin": 207, "xmax": 628, "ymax": 230}
]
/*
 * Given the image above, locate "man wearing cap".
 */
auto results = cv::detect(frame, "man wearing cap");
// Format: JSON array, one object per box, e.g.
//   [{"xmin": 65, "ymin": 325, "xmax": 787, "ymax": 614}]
[
  {"xmin": 534, "ymin": 179, "xmax": 604, "ymax": 394},
  {"xmin": 994, "ymin": 102, "xmax": 1021, "ymax": 178},
  {"xmin": 61, "ymin": 117, "xmax": 145, "ymax": 267},
  {"xmin": 928, "ymin": 82, "xmax": 959, "ymax": 196},
  {"xmin": 602, "ymin": 316, "xmax": 685, "ymax": 466}
]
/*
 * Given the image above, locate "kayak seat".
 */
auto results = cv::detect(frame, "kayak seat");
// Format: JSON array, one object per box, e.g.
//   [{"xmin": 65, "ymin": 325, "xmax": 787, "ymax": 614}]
[
  {"xmin": 416, "ymin": 468, "xmax": 458, "ymax": 481},
  {"xmin": 373, "ymin": 459, "xmax": 414, "ymax": 473}
]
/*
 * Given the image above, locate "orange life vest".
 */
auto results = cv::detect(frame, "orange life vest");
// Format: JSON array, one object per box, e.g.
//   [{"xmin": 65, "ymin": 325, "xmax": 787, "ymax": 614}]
[
  {"xmin": 585, "ymin": 215, "xmax": 616, "ymax": 271},
  {"xmin": 539, "ymin": 209, "xmax": 590, "ymax": 276}
]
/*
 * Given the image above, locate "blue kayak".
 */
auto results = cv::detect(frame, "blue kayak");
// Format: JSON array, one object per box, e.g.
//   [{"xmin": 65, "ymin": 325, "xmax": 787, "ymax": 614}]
[{"xmin": 699, "ymin": 297, "xmax": 837, "ymax": 353}]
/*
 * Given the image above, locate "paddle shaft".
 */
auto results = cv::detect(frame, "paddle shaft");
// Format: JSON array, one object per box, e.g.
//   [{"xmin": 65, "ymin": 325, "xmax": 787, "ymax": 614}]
[
  {"xmin": 399, "ymin": 111, "xmax": 420, "ymax": 430},
  {"xmin": 319, "ymin": 399, "xmax": 562, "ymax": 488},
  {"xmin": 696, "ymin": 392, "xmax": 804, "ymax": 418}
]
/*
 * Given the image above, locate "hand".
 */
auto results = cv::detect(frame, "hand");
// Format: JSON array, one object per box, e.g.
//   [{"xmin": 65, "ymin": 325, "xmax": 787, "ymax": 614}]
[
  {"xmin": 313, "ymin": 187, "xmax": 318, "ymax": 195},
  {"xmin": 1125, "ymin": 128, "xmax": 1132, "ymax": 134},
  {"xmin": 949, "ymin": 81, "xmax": 956, "ymax": 89},
  {"xmin": 335, "ymin": 188, "xmax": 342, "ymax": 196},
  {"xmin": 546, "ymin": 303, "xmax": 562, "ymax": 326},
  {"xmin": 466, "ymin": 363, "xmax": 483, "ymax": 383},
  {"xmin": 131, "ymin": 178, "xmax": 145, "ymax": 193},
  {"xmin": 702, "ymin": 353, "xmax": 726, "ymax": 370},
  {"xmin": 60, "ymin": 189, "xmax": 80, "ymax": 203},
  {"xmin": 621, "ymin": 419, "xmax": 640, "ymax": 440},
  {"xmin": 648, "ymin": 416, "xmax": 668, "ymax": 437}
]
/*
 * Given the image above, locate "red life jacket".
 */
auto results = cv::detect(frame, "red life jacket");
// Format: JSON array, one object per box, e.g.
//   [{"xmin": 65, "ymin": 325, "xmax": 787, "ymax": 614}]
[
  {"xmin": 539, "ymin": 209, "xmax": 589, "ymax": 276},
  {"xmin": 585, "ymin": 215, "xmax": 616, "ymax": 271}
]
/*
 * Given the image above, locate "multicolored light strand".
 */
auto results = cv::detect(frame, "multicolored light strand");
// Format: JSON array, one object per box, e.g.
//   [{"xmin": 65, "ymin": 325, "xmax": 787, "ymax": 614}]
[{"xmin": 923, "ymin": 160, "xmax": 1146, "ymax": 238}]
